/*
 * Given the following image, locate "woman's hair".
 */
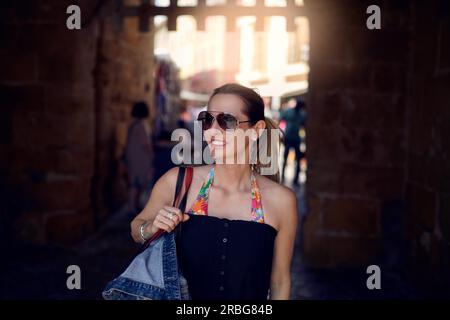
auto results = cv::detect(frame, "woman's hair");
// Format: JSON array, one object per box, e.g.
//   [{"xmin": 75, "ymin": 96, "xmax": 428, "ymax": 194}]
[
  {"xmin": 208, "ymin": 83, "xmax": 281, "ymax": 183},
  {"xmin": 131, "ymin": 101, "xmax": 149, "ymax": 119}
]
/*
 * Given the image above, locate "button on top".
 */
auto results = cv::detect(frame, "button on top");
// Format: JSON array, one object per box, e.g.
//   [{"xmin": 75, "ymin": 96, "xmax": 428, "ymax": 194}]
[{"xmin": 222, "ymin": 237, "xmax": 228, "ymax": 243}]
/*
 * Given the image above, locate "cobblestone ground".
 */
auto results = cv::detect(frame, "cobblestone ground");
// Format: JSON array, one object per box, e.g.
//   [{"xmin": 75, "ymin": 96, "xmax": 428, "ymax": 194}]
[
  {"xmin": 289, "ymin": 184, "xmax": 419, "ymax": 300},
  {"xmin": 1, "ymin": 206, "xmax": 140, "ymax": 299}
]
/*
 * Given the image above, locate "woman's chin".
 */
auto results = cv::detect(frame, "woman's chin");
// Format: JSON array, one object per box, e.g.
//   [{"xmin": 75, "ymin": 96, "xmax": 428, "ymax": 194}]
[
  {"xmin": 209, "ymin": 145, "xmax": 225, "ymax": 155},
  {"xmin": 210, "ymin": 150, "xmax": 233, "ymax": 164},
  {"xmin": 210, "ymin": 151, "xmax": 225, "ymax": 162}
]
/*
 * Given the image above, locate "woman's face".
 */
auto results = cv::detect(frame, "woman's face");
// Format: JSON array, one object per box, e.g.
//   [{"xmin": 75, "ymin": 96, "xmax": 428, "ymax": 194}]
[{"xmin": 204, "ymin": 93, "xmax": 264, "ymax": 165}]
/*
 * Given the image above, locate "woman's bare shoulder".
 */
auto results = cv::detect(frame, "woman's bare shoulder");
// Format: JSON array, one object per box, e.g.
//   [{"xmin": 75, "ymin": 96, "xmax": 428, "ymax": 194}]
[
  {"xmin": 150, "ymin": 165, "xmax": 211, "ymax": 204},
  {"xmin": 255, "ymin": 174, "xmax": 298, "ymax": 225},
  {"xmin": 155, "ymin": 166, "xmax": 179, "ymax": 187},
  {"xmin": 156, "ymin": 165, "xmax": 212, "ymax": 188},
  {"xmin": 256, "ymin": 174, "xmax": 295, "ymax": 198}
]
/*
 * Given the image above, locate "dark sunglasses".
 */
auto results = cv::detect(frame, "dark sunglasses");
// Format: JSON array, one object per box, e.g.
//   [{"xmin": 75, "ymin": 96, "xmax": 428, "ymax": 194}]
[{"xmin": 197, "ymin": 111, "xmax": 253, "ymax": 130}]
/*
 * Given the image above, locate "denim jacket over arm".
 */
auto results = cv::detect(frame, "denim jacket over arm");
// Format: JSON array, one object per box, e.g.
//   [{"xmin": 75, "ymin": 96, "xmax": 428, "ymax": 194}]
[{"xmin": 102, "ymin": 231, "xmax": 190, "ymax": 300}]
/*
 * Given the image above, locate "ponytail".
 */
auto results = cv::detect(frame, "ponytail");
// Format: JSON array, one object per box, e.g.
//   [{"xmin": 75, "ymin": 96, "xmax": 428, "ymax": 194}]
[{"xmin": 251, "ymin": 116, "xmax": 283, "ymax": 183}]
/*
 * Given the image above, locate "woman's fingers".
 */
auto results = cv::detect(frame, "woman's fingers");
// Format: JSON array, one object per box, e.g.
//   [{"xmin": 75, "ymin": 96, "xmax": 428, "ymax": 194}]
[
  {"xmin": 153, "ymin": 215, "xmax": 175, "ymax": 232},
  {"xmin": 153, "ymin": 207, "xmax": 185, "ymax": 232},
  {"xmin": 159, "ymin": 214, "xmax": 178, "ymax": 228},
  {"xmin": 153, "ymin": 220, "xmax": 172, "ymax": 232},
  {"xmin": 156, "ymin": 213, "xmax": 176, "ymax": 230},
  {"xmin": 163, "ymin": 206, "xmax": 183, "ymax": 221},
  {"xmin": 161, "ymin": 207, "xmax": 182, "ymax": 225}
]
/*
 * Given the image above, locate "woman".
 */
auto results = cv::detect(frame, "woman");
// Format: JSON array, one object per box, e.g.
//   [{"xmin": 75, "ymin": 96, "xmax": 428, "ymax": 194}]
[
  {"xmin": 131, "ymin": 84, "xmax": 298, "ymax": 300},
  {"xmin": 124, "ymin": 102, "xmax": 153, "ymax": 217}
]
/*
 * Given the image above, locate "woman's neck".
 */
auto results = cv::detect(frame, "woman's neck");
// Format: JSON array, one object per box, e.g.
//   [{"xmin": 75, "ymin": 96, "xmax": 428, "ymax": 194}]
[{"xmin": 213, "ymin": 164, "xmax": 252, "ymax": 192}]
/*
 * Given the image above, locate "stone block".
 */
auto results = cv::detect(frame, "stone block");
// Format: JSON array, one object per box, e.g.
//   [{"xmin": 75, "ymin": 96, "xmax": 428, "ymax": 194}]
[
  {"xmin": 0, "ymin": 24, "xmax": 18, "ymax": 53},
  {"xmin": 302, "ymin": 233, "xmax": 332, "ymax": 268},
  {"xmin": 406, "ymin": 182, "xmax": 436, "ymax": 231},
  {"xmin": 439, "ymin": 193, "xmax": 450, "ymax": 242},
  {"xmin": 45, "ymin": 208, "xmax": 94, "ymax": 245},
  {"xmin": 37, "ymin": 27, "xmax": 96, "ymax": 84},
  {"xmin": 0, "ymin": 85, "xmax": 45, "ymax": 112},
  {"xmin": 328, "ymin": 236, "xmax": 381, "ymax": 267},
  {"xmin": 371, "ymin": 94, "xmax": 406, "ymax": 129},
  {"xmin": 44, "ymin": 84, "xmax": 94, "ymax": 116},
  {"xmin": 12, "ymin": 210, "xmax": 47, "ymax": 244},
  {"xmin": 322, "ymin": 197, "xmax": 380, "ymax": 236},
  {"xmin": 307, "ymin": 164, "xmax": 404, "ymax": 199},
  {"xmin": 312, "ymin": 62, "xmax": 372, "ymax": 92},
  {"xmin": 12, "ymin": 111, "xmax": 94, "ymax": 151},
  {"xmin": 0, "ymin": 106, "xmax": 12, "ymax": 145},
  {"xmin": 303, "ymin": 234, "xmax": 381, "ymax": 268},
  {"xmin": 32, "ymin": 178, "xmax": 91, "ymax": 212},
  {"xmin": 372, "ymin": 64, "xmax": 407, "ymax": 94},
  {"xmin": 0, "ymin": 1, "xmax": 15, "ymax": 18},
  {"xmin": 347, "ymin": 29, "xmax": 410, "ymax": 63},
  {"xmin": 52, "ymin": 147, "xmax": 94, "ymax": 175},
  {"xmin": 307, "ymin": 122, "xmax": 405, "ymax": 168},
  {"xmin": 305, "ymin": 124, "xmax": 340, "ymax": 164},
  {"xmin": 303, "ymin": 195, "xmax": 322, "ymax": 233},
  {"xmin": 33, "ymin": 0, "xmax": 75, "ymax": 24},
  {"xmin": 13, "ymin": 0, "xmax": 40, "ymax": 22},
  {"xmin": 406, "ymin": 154, "xmax": 440, "ymax": 191}
]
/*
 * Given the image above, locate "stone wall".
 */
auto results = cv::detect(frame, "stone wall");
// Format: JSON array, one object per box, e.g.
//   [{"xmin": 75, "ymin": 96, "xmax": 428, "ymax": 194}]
[
  {"xmin": 0, "ymin": 0, "xmax": 154, "ymax": 245},
  {"xmin": 303, "ymin": 0, "xmax": 411, "ymax": 267},
  {"xmin": 303, "ymin": 0, "xmax": 450, "ymax": 295},
  {"xmin": 92, "ymin": 6, "xmax": 155, "ymax": 224},
  {"xmin": 404, "ymin": 0, "xmax": 450, "ymax": 296}
]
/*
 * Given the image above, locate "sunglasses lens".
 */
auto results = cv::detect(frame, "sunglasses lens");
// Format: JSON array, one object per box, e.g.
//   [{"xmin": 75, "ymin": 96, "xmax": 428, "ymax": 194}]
[
  {"xmin": 217, "ymin": 113, "xmax": 237, "ymax": 130},
  {"xmin": 198, "ymin": 111, "xmax": 214, "ymax": 130}
]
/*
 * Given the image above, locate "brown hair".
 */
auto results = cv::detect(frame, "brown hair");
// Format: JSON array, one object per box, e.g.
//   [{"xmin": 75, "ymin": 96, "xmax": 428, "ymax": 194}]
[{"xmin": 208, "ymin": 83, "xmax": 282, "ymax": 183}]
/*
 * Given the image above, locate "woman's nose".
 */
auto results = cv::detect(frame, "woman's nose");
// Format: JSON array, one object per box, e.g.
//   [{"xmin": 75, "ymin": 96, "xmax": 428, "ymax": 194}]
[
  {"xmin": 208, "ymin": 117, "xmax": 223, "ymax": 131},
  {"xmin": 205, "ymin": 125, "xmax": 225, "ymax": 142}
]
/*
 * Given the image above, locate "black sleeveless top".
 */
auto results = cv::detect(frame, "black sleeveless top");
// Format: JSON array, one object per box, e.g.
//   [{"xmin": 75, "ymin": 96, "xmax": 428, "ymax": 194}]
[{"xmin": 176, "ymin": 166, "xmax": 278, "ymax": 300}]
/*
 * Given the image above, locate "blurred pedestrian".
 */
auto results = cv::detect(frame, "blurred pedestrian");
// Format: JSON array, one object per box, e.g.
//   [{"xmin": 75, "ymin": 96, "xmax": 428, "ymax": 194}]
[
  {"xmin": 280, "ymin": 97, "xmax": 306, "ymax": 186},
  {"xmin": 124, "ymin": 102, "xmax": 153, "ymax": 217}
]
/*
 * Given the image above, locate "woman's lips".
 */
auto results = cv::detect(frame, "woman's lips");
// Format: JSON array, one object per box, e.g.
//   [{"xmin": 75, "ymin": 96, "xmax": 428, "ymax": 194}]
[
  {"xmin": 211, "ymin": 140, "xmax": 226, "ymax": 146},
  {"xmin": 209, "ymin": 139, "xmax": 227, "ymax": 151}
]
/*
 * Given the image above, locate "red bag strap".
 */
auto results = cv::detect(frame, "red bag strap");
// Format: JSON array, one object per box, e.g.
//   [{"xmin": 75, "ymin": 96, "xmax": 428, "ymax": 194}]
[
  {"xmin": 143, "ymin": 166, "xmax": 193, "ymax": 247},
  {"xmin": 179, "ymin": 166, "xmax": 193, "ymax": 209}
]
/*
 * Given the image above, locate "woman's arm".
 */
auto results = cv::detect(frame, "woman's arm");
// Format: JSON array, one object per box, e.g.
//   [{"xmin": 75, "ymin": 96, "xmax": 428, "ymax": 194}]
[
  {"xmin": 130, "ymin": 167, "xmax": 179, "ymax": 243},
  {"xmin": 269, "ymin": 188, "xmax": 298, "ymax": 300}
]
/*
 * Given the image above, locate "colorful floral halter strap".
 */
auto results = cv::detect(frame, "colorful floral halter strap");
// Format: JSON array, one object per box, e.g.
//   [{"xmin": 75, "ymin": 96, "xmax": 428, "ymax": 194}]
[{"xmin": 187, "ymin": 166, "xmax": 265, "ymax": 223}]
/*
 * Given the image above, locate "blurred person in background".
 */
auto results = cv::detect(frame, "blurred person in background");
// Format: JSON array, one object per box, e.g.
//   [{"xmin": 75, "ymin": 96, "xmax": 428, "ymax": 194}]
[
  {"xmin": 123, "ymin": 102, "xmax": 153, "ymax": 218},
  {"xmin": 280, "ymin": 97, "xmax": 306, "ymax": 186}
]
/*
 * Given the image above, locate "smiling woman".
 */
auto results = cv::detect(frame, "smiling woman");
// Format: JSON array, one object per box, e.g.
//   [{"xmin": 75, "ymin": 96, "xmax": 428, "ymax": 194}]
[{"xmin": 127, "ymin": 83, "xmax": 298, "ymax": 300}]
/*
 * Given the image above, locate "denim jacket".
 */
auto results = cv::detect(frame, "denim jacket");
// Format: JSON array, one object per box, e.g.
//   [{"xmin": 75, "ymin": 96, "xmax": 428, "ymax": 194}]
[{"xmin": 102, "ymin": 231, "xmax": 190, "ymax": 300}]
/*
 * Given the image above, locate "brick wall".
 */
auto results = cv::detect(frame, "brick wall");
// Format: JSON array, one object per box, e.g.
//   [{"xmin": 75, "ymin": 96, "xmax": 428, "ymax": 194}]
[
  {"xmin": 0, "ymin": 0, "xmax": 154, "ymax": 245},
  {"xmin": 404, "ymin": 0, "xmax": 450, "ymax": 296},
  {"xmin": 91, "ymin": 10, "xmax": 155, "ymax": 223},
  {"xmin": 303, "ymin": 0, "xmax": 450, "ymax": 295},
  {"xmin": 303, "ymin": 0, "xmax": 411, "ymax": 267}
]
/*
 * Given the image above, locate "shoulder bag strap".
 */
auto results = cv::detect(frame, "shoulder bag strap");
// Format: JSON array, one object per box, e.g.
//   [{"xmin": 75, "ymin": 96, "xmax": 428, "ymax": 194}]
[{"xmin": 142, "ymin": 166, "xmax": 193, "ymax": 248}]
